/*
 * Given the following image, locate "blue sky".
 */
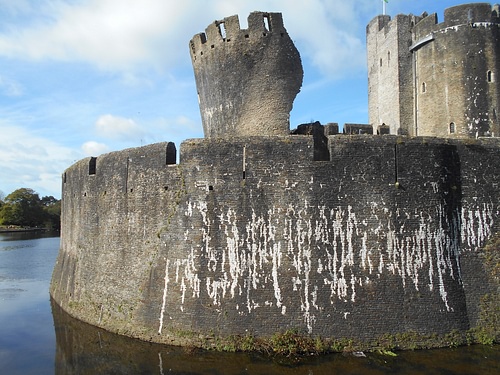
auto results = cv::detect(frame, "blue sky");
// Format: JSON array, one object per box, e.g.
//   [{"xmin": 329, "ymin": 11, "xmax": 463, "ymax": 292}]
[{"xmin": 0, "ymin": 0, "xmax": 485, "ymax": 198}]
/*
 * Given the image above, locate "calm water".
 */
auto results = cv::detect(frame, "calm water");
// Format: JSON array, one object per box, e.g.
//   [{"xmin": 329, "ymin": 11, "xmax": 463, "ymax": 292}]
[{"xmin": 0, "ymin": 232, "xmax": 499, "ymax": 374}]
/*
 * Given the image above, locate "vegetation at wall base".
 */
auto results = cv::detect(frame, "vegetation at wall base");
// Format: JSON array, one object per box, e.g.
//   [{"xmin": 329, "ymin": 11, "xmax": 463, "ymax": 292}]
[{"xmin": 165, "ymin": 328, "xmax": 498, "ymax": 358}]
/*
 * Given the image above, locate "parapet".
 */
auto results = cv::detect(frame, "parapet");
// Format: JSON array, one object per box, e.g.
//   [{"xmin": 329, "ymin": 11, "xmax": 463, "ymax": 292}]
[
  {"xmin": 189, "ymin": 12, "xmax": 303, "ymax": 138},
  {"xmin": 444, "ymin": 2, "xmax": 497, "ymax": 25},
  {"xmin": 413, "ymin": 3, "xmax": 500, "ymax": 38},
  {"xmin": 366, "ymin": 14, "xmax": 391, "ymax": 35}
]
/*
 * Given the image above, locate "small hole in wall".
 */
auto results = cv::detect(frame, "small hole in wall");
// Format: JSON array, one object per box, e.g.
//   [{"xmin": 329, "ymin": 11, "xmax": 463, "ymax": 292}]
[
  {"xmin": 245, "ymin": 34, "xmax": 249, "ymax": 38},
  {"xmin": 164, "ymin": 186, "xmax": 168, "ymax": 191},
  {"xmin": 208, "ymin": 185, "xmax": 214, "ymax": 191},
  {"xmin": 218, "ymin": 22, "xmax": 226, "ymax": 39},
  {"xmin": 130, "ymin": 188, "xmax": 133, "ymax": 193},
  {"xmin": 263, "ymin": 32, "xmax": 267, "ymax": 36},
  {"xmin": 211, "ymin": 44, "xmax": 214, "ymax": 49},
  {"xmin": 84, "ymin": 192, "xmax": 87, "ymax": 197}
]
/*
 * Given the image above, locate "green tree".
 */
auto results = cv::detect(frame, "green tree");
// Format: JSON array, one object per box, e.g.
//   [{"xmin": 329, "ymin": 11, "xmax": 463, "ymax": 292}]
[
  {"xmin": 0, "ymin": 188, "xmax": 61, "ymax": 229},
  {"xmin": 0, "ymin": 188, "xmax": 45, "ymax": 227},
  {"xmin": 42, "ymin": 196, "xmax": 61, "ymax": 229}
]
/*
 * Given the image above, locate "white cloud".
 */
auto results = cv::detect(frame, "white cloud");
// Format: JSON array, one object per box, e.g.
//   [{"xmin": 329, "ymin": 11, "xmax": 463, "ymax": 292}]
[
  {"xmin": 0, "ymin": 0, "xmax": 201, "ymax": 71},
  {"xmin": 81, "ymin": 141, "xmax": 109, "ymax": 156},
  {"xmin": 95, "ymin": 114, "xmax": 147, "ymax": 141},
  {"xmin": 0, "ymin": 122, "xmax": 80, "ymax": 198},
  {"xmin": 0, "ymin": 0, "xmax": 375, "ymax": 79}
]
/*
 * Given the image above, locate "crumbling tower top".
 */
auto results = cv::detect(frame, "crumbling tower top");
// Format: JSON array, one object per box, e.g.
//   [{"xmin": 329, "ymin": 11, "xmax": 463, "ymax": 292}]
[{"xmin": 189, "ymin": 12, "xmax": 303, "ymax": 138}]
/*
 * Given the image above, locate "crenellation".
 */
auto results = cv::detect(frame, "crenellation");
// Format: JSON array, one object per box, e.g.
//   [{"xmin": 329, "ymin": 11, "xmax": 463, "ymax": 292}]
[
  {"xmin": 190, "ymin": 12, "xmax": 287, "ymax": 59},
  {"xmin": 366, "ymin": 14, "xmax": 391, "ymax": 35}
]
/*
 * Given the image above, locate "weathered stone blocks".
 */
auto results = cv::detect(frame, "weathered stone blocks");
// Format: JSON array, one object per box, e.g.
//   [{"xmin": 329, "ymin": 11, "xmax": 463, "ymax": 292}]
[{"xmin": 189, "ymin": 12, "xmax": 303, "ymax": 138}]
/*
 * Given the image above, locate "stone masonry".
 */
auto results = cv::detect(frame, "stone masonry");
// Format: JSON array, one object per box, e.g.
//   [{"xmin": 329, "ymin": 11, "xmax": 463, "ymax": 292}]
[{"xmin": 189, "ymin": 12, "xmax": 303, "ymax": 138}]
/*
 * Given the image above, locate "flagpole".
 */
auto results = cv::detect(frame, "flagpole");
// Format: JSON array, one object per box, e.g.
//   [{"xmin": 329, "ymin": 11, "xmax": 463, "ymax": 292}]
[{"xmin": 383, "ymin": 0, "xmax": 386, "ymax": 15}]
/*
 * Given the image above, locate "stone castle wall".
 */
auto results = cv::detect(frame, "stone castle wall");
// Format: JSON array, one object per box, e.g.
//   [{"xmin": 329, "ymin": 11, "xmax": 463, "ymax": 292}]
[
  {"xmin": 50, "ymin": 135, "xmax": 500, "ymax": 346},
  {"xmin": 50, "ymin": 6, "xmax": 500, "ymax": 350}
]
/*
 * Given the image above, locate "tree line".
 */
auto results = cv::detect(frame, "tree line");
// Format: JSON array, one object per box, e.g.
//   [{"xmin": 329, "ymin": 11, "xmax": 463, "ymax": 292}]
[{"xmin": 0, "ymin": 188, "xmax": 61, "ymax": 230}]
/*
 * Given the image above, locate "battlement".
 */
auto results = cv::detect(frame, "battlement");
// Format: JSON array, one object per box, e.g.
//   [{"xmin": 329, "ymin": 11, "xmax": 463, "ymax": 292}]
[
  {"xmin": 413, "ymin": 3, "xmax": 500, "ymax": 38},
  {"xmin": 189, "ymin": 12, "xmax": 286, "ymax": 60},
  {"xmin": 366, "ymin": 13, "xmax": 423, "ymax": 38}
]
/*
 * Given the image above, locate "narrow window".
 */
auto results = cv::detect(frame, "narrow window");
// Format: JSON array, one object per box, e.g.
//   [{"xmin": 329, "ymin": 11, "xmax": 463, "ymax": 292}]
[
  {"xmin": 487, "ymin": 70, "xmax": 494, "ymax": 82},
  {"xmin": 89, "ymin": 157, "xmax": 97, "ymax": 175},
  {"xmin": 63, "ymin": 172, "xmax": 67, "ymax": 183},
  {"xmin": 166, "ymin": 143, "xmax": 176, "ymax": 165},
  {"xmin": 449, "ymin": 122, "xmax": 456, "ymax": 134},
  {"xmin": 263, "ymin": 14, "xmax": 270, "ymax": 32},
  {"xmin": 387, "ymin": 51, "xmax": 390, "ymax": 66},
  {"xmin": 380, "ymin": 58, "xmax": 383, "ymax": 67},
  {"xmin": 422, "ymin": 82, "xmax": 426, "ymax": 93}
]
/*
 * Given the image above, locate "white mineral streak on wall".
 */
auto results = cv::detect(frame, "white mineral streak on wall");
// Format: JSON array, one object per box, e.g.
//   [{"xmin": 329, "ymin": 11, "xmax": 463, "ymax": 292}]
[
  {"xmin": 158, "ymin": 199, "xmax": 494, "ymax": 334},
  {"xmin": 158, "ymin": 259, "xmax": 170, "ymax": 334},
  {"xmin": 461, "ymin": 204, "xmax": 494, "ymax": 249}
]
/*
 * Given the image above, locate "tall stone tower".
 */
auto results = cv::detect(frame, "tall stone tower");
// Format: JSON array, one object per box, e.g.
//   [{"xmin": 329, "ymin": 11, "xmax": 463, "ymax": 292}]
[
  {"xmin": 189, "ymin": 12, "xmax": 303, "ymax": 138},
  {"xmin": 367, "ymin": 14, "xmax": 423, "ymax": 135},
  {"xmin": 367, "ymin": 2, "xmax": 500, "ymax": 138}
]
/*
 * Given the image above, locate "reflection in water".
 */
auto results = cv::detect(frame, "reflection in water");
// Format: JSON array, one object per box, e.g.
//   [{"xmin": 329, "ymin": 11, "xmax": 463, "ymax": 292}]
[
  {"xmin": 0, "ymin": 233, "xmax": 60, "ymax": 375},
  {"xmin": 52, "ymin": 300, "xmax": 500, "ymax": 375},
  {"xmin": 1, "ymin": 231, "xmax": 498, "ymax": 374},
  {"xmin": 0, "ymin": 230, "xmax": 60, "ymax": 242}
]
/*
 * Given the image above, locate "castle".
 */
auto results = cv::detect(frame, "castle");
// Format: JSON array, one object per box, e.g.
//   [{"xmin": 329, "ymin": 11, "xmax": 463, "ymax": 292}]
[
  {"xmin": 50, "ymin": 4, "xmax": 499, "ymax": 351},
  {"xmin": 368, "ymin": 2, "xmax": 500, "ymax": 138}
]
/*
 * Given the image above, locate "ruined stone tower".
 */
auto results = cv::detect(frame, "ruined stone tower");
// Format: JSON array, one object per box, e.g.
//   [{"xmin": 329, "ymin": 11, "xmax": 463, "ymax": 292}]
[
  {"xmin": 367, "ymin": 2, "xmax": 500, "ymax": 138},
  {"xmin": 189, "ymin": 12, "xmax": 303, "ymax": 138}
]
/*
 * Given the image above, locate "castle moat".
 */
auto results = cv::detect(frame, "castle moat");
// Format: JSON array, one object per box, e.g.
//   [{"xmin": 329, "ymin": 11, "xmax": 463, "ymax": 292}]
[{"xmin": 1, "ymin": 232, "xmax": 499, "ymax": 374}]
